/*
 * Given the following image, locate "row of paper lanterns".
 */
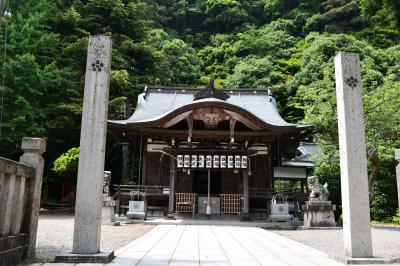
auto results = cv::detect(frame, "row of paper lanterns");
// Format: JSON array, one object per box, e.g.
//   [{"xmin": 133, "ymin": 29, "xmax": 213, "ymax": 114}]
[{"xmin": 177, "ymin": 155, "xmax": 248, "ymax": 169}]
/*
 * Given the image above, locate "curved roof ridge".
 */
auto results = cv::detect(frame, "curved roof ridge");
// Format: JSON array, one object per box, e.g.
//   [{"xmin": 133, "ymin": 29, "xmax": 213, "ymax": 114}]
[{"xmin": 108, "ymin": 88, "xmax": 309, "ymax": 131}]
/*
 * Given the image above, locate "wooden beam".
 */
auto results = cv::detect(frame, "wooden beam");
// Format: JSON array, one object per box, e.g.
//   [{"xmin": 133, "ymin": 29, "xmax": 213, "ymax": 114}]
[{"xmin": 129, "ymin": 128, "xmax": 283, "ymax": 137}]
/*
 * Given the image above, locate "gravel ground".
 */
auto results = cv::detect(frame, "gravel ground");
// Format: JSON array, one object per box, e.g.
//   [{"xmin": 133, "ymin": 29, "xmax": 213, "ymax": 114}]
[
  {"xmin": 274, "ymin": 227, "xmax": 400, "ymax": 260},
  {"xmin": 28, "ymin": 212, "xmax": 155, "ymax": 263}
]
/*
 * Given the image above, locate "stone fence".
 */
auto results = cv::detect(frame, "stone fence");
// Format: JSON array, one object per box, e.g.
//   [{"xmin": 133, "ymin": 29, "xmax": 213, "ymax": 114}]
[{"xmin": 0, "ymin": 138, "xmax": 46, "ymax": 266}]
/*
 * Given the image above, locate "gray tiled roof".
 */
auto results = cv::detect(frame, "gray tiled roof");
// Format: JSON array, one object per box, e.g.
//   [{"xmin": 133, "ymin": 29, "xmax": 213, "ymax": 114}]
[
  {"xmin": 296, "ymin": 142, "xmax": 323, "ymax": 161},
  {"xmin": 109, "ymin": 88, "xmax": 307, "ymax": 129}
]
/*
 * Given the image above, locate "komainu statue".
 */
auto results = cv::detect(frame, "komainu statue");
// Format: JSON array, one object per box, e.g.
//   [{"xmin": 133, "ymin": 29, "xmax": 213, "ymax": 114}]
[{"xmin": 307, "ymin": 175, "xmax": 329, "ymax": 201}]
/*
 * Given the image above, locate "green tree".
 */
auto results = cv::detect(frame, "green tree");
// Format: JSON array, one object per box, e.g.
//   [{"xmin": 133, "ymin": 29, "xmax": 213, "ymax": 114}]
[
  {"xmin": 292, "ymin": 34, "xmax": 400, "ymax": 220},
  {"xmin": 360, "ymin": 0, "xmax": 400, "ymax": 28},
  {"xmin": 203, "ymin": 0, "xmax": 250, "ymax": 32},
  {"xmin": 227, "ymin": 56, "xmax": 278, "ymax": 88},
  {"xmin": 0, "ymin": 0, "xmax": 69, "ymax": 159},
  {"xmin": 53, "ymin": 147, "xmax": 80, "ymax": 183}
]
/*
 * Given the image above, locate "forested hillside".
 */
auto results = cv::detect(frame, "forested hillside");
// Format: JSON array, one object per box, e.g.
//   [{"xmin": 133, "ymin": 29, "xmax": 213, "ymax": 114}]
[{"xmin": 0, "ymin": 0, "xmax": 399, "ymax": 221}]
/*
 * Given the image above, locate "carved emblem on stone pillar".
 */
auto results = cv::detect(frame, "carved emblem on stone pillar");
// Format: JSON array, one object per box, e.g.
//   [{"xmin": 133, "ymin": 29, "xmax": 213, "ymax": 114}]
[
  {"xmin": 91, "ymin": 60, "xmax": 104, "ymax": 72},
  {"xmin": 345, "ymin": 76, "xmax": 358, "ymax": 88}
]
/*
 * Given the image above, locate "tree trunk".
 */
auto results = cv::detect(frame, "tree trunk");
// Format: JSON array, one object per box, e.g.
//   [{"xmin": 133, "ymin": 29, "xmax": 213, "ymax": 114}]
[
  {"xmin": 0, "ymin": 1, "xmax": 5, "ymax": 18},
  {"xmin": 367, "ymin": 148, "xmax": 380, "ymax": 205}
]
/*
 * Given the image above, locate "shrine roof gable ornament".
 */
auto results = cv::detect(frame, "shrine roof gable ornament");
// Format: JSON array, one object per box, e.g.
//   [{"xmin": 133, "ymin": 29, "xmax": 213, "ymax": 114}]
[{"xmin": 193, "ymin": 78, "xmax": 230, "ymax": 101}]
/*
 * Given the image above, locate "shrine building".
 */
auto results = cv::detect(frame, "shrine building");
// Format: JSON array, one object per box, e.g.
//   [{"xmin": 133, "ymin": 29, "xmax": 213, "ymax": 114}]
[{"xmin": 108, "ymin": 81, "xmax": 313, "ymax": 219}]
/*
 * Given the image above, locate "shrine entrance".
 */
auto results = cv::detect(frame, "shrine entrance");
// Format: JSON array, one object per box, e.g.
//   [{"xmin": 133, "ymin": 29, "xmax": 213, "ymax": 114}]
[
  {"xmin": 108, "ymin": 84, "xmax": 311, "ymax": 219},
  {"xmin": 193, "ymin": 170, "xmax": 221, "ymax": 195}
]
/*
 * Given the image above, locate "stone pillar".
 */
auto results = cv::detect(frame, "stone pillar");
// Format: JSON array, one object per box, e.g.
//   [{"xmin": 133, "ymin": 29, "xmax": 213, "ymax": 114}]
[
  {"xmin": 72, "ymin": 36, "xmax": 112, "ymax": 254},
  {"xmin": 19, "ymin": 137, "xmax": 46, "ymax": 258},
  {"xmin": 334, "ymin": 52, "xmax": 373, "ymax": 258},
  {"xmin": 242, "ymin": 170, "xmax": 249, "ymax": 219},
  {"xmin": 121, "ymin": 142, "xmax": 130, "ymax": 184},
  {"xmin": 395, "ymin": 149, "xmax": 400, "ymax": 212},
  {"xmin": 168, "ymin": 158, "xmax": 175, "ymax": 217}
]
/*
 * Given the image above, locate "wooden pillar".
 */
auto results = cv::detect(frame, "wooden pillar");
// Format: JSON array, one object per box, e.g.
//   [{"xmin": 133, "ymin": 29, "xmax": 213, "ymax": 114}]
[
  {"xmin": 207, "ymin": 170, "xmax": 211, "ymax": 215},
  {"xmin": 168, "ymin": 158, "xmax": 176, "ymax": 217},
  {"xmin": 121, "ymin": 142, "xmax": 130, "ymax": 184},
  {"xmin": 242, "ymin": 169, "xmax": 249, "ymax": 219}
]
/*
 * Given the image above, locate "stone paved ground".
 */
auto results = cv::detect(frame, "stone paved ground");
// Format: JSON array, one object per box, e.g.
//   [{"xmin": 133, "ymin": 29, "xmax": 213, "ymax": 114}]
[
  {"xmin": 106, "ymin": 224, "xmax": 343, "ymax": 266},
  {"xmin": 24, "ymin": 213, "xmax": 155, "ymax": 264},
  {"xmin": 274, "ymin": 227, "xmax": 400, "ymax": 261},
  {"xmin": 29, "ymin": 225, "xmax": 345, "ymax": 265},
  {"xmin": 27, "ymin": 224, "xmax": 400, "ymax": 266}
]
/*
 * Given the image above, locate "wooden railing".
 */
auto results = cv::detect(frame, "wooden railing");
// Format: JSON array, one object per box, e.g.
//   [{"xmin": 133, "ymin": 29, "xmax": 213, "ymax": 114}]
[
  {"xmin": 220, "ymin": 194, "xmax": 242, "ymax": 214},
  {"xmin": 175, "ymin": 193, "xmax": 197, "ymax": 213},
  {"xmin": 0, "ymin": 138, "xmax": 46, "ymax": 265},
  {"xmin": 114, "ymin": 184, "xmax": 169, "ymax": 196}
]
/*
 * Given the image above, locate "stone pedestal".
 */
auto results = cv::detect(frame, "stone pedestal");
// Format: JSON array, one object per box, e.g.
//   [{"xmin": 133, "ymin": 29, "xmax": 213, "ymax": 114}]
[
  {"xmin": 269, "ymin": 203, "xmax": 291, "ymax": 222},
  {"xmin": 102, "ymin": 199, "xmax": 116, "ymax": 224},
  {"xmin": 126, "ymin": 200, "xmax": 146, "ymax": 220},
  {"xmin": 302, "ymin": 200, "xmax": 336, "ymax": 227}
]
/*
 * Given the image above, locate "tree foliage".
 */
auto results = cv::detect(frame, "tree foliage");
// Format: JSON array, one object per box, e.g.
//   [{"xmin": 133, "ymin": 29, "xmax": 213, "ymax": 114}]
[{"xmin": 0, "ymin": 0, "xmax": 399, "ymax": 220}]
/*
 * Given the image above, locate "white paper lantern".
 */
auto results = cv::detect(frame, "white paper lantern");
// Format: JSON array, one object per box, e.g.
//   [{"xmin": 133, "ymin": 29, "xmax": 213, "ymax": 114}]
[
  {"xmin": 191, "ymin": 155, "xmax": 197, "ymax": 168},
  {"xmin": 213, "ymin": 155, "xmax": 220, "ymax": 168},
  {"xmin": 220, "ymin": 155, "xmax": 226, "ymax": 168},
  {"xmin": 235, "ymin": 155, "xmax": 241, "ymax": 168},
  {"xmin": 184, "ymin": 155, "xmax": 190, "ymax": 168},
  {"xmin": 198, "ymin": 155, "xmax": 205, "ymax": 168},
  {"xmin": 227, "ymin": 156, "xmax": 234, "ymax": 168},
  {"xmin": 241, "ymin": 156, "xmax": 248, "ymax": 169},
  {"xmin": 206, "ymin": 155, "xmax": 212, "ymax": 168},
  {"xmin": 177, "ymin": 155, "xmax": 183, "ymax": 168}
]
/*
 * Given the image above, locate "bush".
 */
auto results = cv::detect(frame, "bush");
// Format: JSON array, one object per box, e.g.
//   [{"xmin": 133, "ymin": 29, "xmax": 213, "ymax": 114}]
[
  {"xmin": 393, "ymin": 210, "xmax": 400, "ymax": 225},
  {"xmin": 370, "ymin": 179, "xmax": 398, "ymax": 221},
  {"xmin": 53, "ymin": 147, "xmax": 80, "ymax": 183}
]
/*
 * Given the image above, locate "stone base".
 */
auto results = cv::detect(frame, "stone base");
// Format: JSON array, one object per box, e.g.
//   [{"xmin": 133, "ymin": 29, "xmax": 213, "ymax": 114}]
[
  {"xmin": 102, "ymin": 205, "xmax": 116, "ymax": 224},
  {"xmin": 330, "ymin": 255, "xmax": 392, "ymax": 265},
  {"xmin": 269, "ymin": 214, "xmax": 291, "ymax": 222},
  {"xmin": 241, "ymin": 214, "xmax": 251, "ymax": 221},
  {"xmin": 54, "ymin": 250, "xmax": 114, "ymax": 263},
  {"xmin": 0, "ymin": 234, "xmax": 27, "ymax": 266},
  {"xmin": 127, "ymin": 211, "xmax": 146, "ymax": 220},
  {"xmin": 166, "ymin": 213, "xmax": 176, "ymax": 219},
  {"xmin": 302, "ymin": 200, "xmax": 336, "ymax": 228}
]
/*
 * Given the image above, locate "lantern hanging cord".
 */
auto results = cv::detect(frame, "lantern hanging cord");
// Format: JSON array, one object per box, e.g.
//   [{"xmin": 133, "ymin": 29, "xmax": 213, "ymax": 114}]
[
  {"xmin": 0, "ymin": 6, "xmax": 10, "ymax": 136},
  {"xmin": 0, "ymin": 11, "xmax": 8, "ymax": 136},
  {"xmin": 160, "ymin": 150, "xmax": 176, "ymax": 161}
]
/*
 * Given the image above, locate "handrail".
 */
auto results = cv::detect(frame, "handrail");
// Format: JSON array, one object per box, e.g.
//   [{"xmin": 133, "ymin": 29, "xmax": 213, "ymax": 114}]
[{"xmin": 0, "ymin": 157, "xmax": 34, "ymax": 177}]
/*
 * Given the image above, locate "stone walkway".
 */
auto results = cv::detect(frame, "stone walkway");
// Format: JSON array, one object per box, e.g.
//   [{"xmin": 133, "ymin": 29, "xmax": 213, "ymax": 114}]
[
  {"xmin": 30, "ymin": 225, "xmax": 345, "ymax": 266},
  {"xmin": 108, "ymin": 225, "xmax": 342, "ymax": 266}
]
